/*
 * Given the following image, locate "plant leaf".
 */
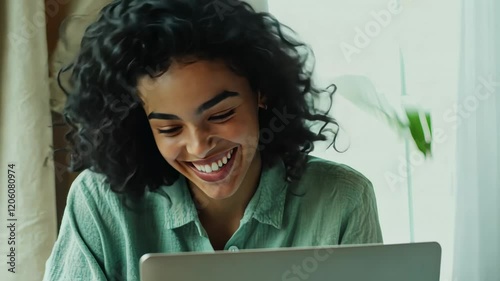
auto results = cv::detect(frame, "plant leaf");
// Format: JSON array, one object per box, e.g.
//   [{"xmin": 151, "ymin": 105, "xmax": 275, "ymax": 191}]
[
  {"xmin": 334, "ymin": 74, "xmax": 432, "ymax": 156},
  {"xmin": 405, "ymin": 107, "xmax": 432, "ymax": 156}
]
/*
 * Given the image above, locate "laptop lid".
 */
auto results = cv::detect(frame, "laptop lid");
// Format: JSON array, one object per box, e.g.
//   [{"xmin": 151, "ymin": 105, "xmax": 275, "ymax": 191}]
[{"xmin": 140, "ymin": 242, "xmax": 441, "ymax": 281}]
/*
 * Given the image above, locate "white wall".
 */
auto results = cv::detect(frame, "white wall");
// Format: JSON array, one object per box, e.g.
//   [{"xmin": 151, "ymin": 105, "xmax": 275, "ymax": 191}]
[{"xmin": 268, "ymin": 0, "xmax": 460, "ymax": 280}]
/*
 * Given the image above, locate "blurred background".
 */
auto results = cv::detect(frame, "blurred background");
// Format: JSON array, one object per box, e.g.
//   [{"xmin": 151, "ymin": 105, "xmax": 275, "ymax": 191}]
[{"xmin": 0, "ymin": 0, "xmax": 498, "ymax": 280}]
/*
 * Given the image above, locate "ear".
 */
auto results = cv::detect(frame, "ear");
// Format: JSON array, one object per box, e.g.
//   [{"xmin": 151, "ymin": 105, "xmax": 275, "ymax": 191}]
[{"xmin": 258, "ymin": 91, "xmax": 267, "ymax": 109}]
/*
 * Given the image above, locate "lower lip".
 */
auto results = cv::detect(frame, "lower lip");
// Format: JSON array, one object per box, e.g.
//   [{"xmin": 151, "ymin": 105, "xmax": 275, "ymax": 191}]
[{"xmin": 187, "ymin": 147, "xmax": 238, "ymax": 183}]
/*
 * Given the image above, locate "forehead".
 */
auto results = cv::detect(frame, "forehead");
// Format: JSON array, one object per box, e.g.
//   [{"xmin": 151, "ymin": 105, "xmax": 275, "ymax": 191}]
[
  {"xmin": 137, "ymin": 59, "xmax": 254, "ymax": 117},
  {"xmin": 138, "ymin": 60, "xmax": 239, "ymax": 98}
]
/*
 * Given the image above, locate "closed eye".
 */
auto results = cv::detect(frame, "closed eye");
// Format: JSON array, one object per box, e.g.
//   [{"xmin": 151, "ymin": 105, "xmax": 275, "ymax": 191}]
[
  {"xmin": 158, "ymin": 127, "xmax": 181, "ymax": 135},
  {"xmin": 208, "ymin": 109, "xmax": 235, "ymax": 122}
]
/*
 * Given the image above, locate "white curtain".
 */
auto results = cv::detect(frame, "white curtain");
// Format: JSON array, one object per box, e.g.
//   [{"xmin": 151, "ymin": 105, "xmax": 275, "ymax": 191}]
[
  {"xmin": 453, "ymin": 0, "xmax": 500, "ymax": 280},
  {"xmin": 0, "ymin": 0, "xmax": 57, "ymax": 280}
]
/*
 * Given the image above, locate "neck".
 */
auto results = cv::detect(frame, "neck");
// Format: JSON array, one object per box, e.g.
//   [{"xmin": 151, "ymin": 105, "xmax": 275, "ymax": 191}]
[{"xmin": 189, "ymin": 152, "xmax": 262, "ymax": 221}]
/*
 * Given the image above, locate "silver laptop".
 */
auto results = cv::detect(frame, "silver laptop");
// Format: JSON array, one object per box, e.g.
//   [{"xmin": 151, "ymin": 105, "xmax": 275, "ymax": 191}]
[{"xmin": 140, "ymin": 242, "xmax": 441, "ymax": 281}]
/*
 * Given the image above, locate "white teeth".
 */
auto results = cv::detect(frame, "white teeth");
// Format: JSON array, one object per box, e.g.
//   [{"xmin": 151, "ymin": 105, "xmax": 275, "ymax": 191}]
[
  {"xmin": 211, "ymin": 163, "xmax": 219, "ymax": 171},
  {"xmin": 192, "ymin": 148, "xmax": 236, "ymax": 173},
  {"xmin": 193, "ymin": 163, "xmax": 203, "ymax": 172},
  {"xmin": 204, "ymin": 164, "xmax": 212, "ymax": 173}
]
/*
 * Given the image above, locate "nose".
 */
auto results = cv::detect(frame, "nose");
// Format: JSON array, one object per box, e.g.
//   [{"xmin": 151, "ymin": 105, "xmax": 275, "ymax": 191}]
[{"xmin": 185, "ymin": 127, "xmax": 216, "ymax": 159}]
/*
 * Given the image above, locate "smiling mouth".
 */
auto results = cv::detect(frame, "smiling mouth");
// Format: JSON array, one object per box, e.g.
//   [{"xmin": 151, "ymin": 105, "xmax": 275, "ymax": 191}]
[
  {"xmin": 185, "ymin": 147, "xmax": 238, "ymax": 183},
  {"xmin": 189, "ymin": 148, "xmax": 236, "ymax": 173}
]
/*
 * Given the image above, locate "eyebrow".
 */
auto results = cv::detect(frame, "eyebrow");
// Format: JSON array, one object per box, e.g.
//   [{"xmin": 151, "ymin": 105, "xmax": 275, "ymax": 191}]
[
  {"xmin": 147, "ymin": 90, "xmax": 240, "ymax": 120},
  {"xmin": 147, "ymin": 112, "xmax": 180, "ymax": 120},
  {"xmin": 196, "ymin": 90, "xmax": 239, "ymax": 114}
]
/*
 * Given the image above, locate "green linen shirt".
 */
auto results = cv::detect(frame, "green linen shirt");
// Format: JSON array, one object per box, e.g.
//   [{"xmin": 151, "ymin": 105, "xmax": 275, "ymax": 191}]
[{"xmin": 43, "ymin": 156, "xmax": 383, "ymax": 280}]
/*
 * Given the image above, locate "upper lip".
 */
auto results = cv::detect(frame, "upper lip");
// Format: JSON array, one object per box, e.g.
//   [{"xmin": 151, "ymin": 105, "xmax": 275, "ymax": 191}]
[{"xmin": 185, "ymin": 148, "xmax": 235, "ymax": 166}]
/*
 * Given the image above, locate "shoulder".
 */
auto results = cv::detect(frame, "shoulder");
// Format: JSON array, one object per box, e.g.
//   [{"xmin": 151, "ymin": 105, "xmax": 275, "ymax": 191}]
[
  {"xmin": 65, "ymin": 169, "xmax": 183, "ymax": 216},
  {"xmin": 65, "ymin": 169, "xmax": 120, "ymax": 211},
  {"xmin": 302, "ymin": 155, "xmax": 371, "ymax": 185},
  {"xmin": 296, "ymin": 155, "xmax": 375, "ymax": 205}
]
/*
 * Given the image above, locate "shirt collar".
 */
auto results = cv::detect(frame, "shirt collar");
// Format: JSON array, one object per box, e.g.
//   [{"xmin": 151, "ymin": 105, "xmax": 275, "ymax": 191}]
[
  {"xmin": 159, "ymin": 158, "xmax": 288, "ymax": 230},
  {"xmin": 240, "ymin": 158, "xmax": 288, "ymax": 229},
  {"xmin": 160, "ymin": 176, "xmax": 199, "ymax": 230}
]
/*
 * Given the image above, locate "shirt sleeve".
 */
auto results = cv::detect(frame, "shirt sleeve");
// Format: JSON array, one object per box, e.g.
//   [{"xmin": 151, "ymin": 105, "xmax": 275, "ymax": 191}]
[
  {"xmin": 42, "ymin": 171, "xmax": 109, "ymax": 281},
  {"xmin": 339, "ymin": 178, "xmax": 383, "ymax": 245}
]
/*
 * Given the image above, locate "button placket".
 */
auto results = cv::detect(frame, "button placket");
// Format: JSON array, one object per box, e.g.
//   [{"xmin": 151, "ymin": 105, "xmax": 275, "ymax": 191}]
[{"xmin": 228, "ymin": 245, "xmax": 239, "ymax": 252}]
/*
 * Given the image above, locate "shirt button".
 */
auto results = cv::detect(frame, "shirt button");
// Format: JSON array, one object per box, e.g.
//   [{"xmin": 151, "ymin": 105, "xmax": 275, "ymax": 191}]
[{"xmin": 228, "ymin": 245, "xmax": 239, "ymax": 252}]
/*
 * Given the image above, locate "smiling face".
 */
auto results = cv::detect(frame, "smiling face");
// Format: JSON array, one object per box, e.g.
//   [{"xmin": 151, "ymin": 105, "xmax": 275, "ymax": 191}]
[{"xmin": 138, "ymin": 59, "xmax": 264, "ymax": 201}]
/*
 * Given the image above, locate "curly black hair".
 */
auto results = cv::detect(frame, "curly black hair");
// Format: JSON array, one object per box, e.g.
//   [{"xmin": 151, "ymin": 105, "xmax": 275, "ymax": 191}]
[{"xmin": 61, "ymin": 0, "xmax": 339, "ymax": 199}]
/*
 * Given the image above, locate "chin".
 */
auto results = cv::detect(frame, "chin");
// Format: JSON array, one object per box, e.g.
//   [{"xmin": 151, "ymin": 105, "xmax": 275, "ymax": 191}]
[{"xmin": 192, "ymin": 166, "xmax": 246, "ymax": 201}]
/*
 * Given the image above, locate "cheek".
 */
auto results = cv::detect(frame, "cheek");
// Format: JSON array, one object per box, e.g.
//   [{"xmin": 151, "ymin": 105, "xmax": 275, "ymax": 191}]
[
  {"xmin": 154, "ymin": 135, "xmax": 181, "ymax": 162},
  {"xmin": 229, "ymin": 118, "xmax": 261, "ymax": 163},
  {"xmin": 222, "ymin": 116, "xmax": 260, "ymax": 145}
]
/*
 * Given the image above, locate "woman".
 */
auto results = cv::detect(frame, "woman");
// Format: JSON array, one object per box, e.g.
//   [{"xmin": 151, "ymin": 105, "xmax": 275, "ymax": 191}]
[{"xmin": 44, "ymin": 0, "xmax": 383, "ymax": 280}]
